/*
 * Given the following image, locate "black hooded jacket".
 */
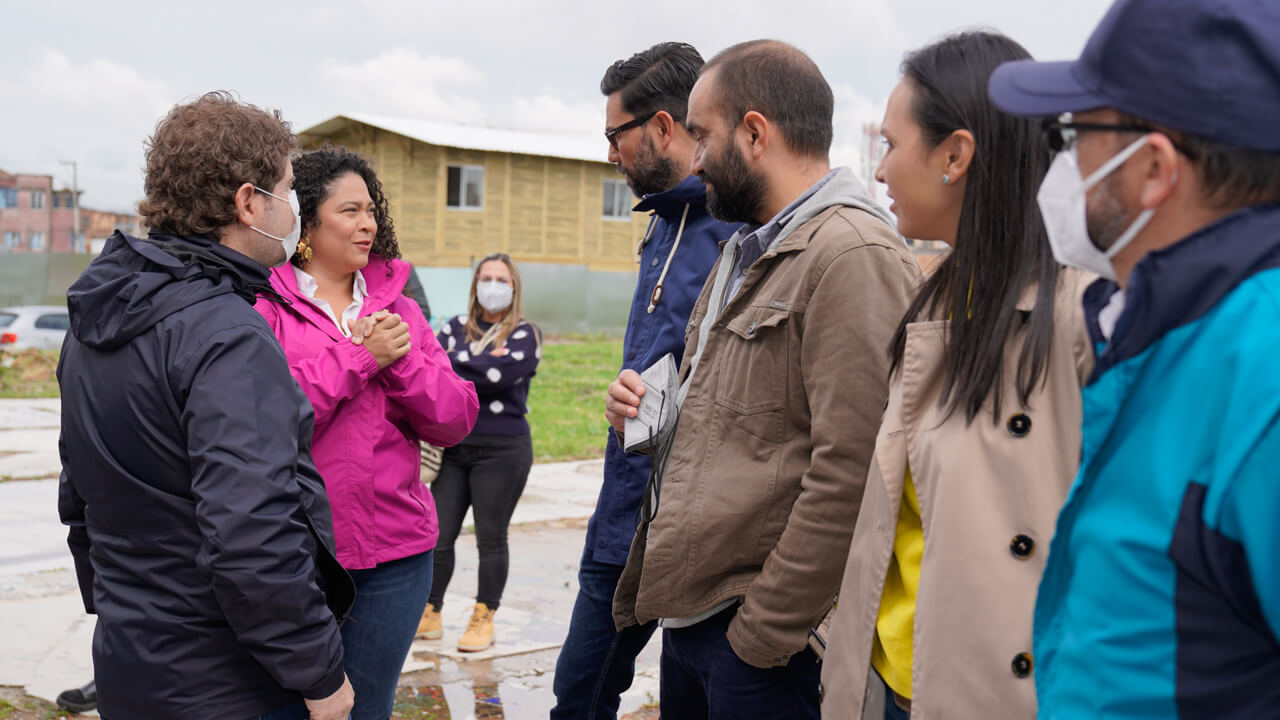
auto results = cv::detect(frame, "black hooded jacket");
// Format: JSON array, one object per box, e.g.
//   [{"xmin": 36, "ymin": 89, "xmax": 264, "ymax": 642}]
[{"xmin": 57, "ymin": 230, "xmax": 355, "ymax": 720}]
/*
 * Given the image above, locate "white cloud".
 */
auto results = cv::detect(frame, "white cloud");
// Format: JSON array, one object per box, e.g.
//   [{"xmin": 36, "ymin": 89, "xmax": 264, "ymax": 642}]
[
  {"xmin": 506, "ymin": 93, "xmax": 601, "ymax": 135},
  {"xmin": 0, "ymin": 49, "xmax": 172, "ymax": 212},
  {"xmin": 316, "ymin": 48, "xmax": 488, "ymax": 123}
]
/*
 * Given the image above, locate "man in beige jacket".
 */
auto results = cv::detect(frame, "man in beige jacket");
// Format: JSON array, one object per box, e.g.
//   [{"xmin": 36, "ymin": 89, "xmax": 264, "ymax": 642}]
[{"xmin": 605, "ymin": 40, "xmax": 920, "ymax": 718}]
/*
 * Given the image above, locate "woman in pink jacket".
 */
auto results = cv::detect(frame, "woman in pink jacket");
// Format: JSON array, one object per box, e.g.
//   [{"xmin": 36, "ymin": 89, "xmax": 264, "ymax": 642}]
[{"xmin": 255, "ymin": 147, "xmax": 478, "ymax": 720}]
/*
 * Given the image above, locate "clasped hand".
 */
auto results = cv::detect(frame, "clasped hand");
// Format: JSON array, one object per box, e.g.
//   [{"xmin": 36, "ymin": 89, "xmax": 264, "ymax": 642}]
[{"xmin": 347, "ymin": 310, "xmax": 411, "ymax": 369}]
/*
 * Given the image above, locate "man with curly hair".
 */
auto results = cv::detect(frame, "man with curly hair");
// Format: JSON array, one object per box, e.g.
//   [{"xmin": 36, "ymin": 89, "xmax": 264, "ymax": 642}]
[{"xmin": 57, "ymin": 92, "xmax": 356, "ymax": 720}]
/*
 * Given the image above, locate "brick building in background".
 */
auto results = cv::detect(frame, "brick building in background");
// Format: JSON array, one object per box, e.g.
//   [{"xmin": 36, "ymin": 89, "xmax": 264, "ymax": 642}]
[
  {"xmin": 0, "ymin": 168, "xmax": 142, "ymax": 254},
  {"xmin": 0, "ymin": 170, "xmax": 55, "ymax": 253}
]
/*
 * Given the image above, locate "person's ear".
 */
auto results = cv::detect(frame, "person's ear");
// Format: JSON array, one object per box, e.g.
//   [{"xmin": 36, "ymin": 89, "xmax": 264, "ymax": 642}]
[
  {"xmin": 1137, "ymin": 133, "xmax": 1181, "ymax": 209},
  {"xmin": 653, "ymin": 111, "xmax": 678, "ymax": 149},
  {"xmin": 941, "ymin": 129, "xmax": 975, "ymax": 185},
  {"xmin": 742, "ymin": 110, "xmax": 768, "ymax": 159},
  {"xmin": 234, "ymin": 183, "xmax": 259, "ymax": 227}
]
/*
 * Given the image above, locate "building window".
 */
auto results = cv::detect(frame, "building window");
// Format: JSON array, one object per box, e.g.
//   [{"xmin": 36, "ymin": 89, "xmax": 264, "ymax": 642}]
[
  {"xmin": 0, "ymin": 189, "xmax": 16, "ymax": 208},
  {"xmin": 2, "ymin": 231, "xmax": 19, "ymax": 248},
  {"xmin": 446, "ymin": 165, "xmax": 484, "ymax": 210},
  {"xmin": 29, "ymin": 191, "xmax": 45, "ymax": 210},
  {"xmin": 29, "ymin": 232, "xmax": 44, "ymax": 250},
  {"xmin": 602, "ymin": 179, "xmax": 634, "ymax": 220}
]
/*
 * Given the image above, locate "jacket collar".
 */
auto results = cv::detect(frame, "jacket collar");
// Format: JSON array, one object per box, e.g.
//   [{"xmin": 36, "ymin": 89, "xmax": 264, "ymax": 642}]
[
  {"xmin": 1085, "ymin": 202, "xmax": 1280, "ymax": 382},
  {"xmin": 270, "ymin": 254, "xmax": 409, "ymax": 325},
  {"xmin": 139, "ymin": 232, "xmax": 270, "ymax": 302},
  {"xmin": 1015, "ymin": 279, "xmax": 1041, "ymax": 313},
  {"xmin": 633, "ymin": 174, "xmax": 711, "ymax": 220}
]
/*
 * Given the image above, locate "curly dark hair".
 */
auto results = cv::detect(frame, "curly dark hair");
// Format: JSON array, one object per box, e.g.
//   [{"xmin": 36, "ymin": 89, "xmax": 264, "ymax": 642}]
[
  {"xmin": 139, "ymin": 91, "xmax": 295, "ymax": 239},
  {"xmin": 291, "ymin": 146, "xmax": 399, "ymax": 267}
]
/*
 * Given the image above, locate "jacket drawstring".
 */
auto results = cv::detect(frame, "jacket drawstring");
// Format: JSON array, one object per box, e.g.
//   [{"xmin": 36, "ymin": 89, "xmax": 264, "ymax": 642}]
[
  {"xmin": 647, "ymin": 203, "xmax": 691, "ymax": 314},
  {"xmin": 252, "ymin": 284, "xmax": 293, "ymax": 306}
]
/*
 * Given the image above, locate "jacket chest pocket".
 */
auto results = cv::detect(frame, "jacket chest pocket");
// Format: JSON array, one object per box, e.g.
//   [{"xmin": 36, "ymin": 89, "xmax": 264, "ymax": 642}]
[{"xmin": 714, "ymin": 305, "xmax": 791, "ymax": 416}]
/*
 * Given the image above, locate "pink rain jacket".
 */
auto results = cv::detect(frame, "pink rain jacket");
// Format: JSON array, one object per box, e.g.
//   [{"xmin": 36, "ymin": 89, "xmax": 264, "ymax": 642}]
[{"xmin": 256, "ymin": 256, "xmax": 478, "ymax": 569}]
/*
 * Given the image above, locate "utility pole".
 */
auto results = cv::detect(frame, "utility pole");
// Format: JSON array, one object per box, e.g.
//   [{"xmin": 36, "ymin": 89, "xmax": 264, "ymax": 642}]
[
  {"xmin": 58, "ymin": 160, "xmax": 80, "ymax": 252},
  {"xmin": 860, "ymin": 122, "xmax": 883, "ymax": 200}
]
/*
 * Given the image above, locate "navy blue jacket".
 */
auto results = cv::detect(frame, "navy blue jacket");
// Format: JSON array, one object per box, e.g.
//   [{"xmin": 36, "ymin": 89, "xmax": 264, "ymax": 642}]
[
  {"xmin": 57, "ymin": 231, "xmax": 355, "ymax": 720},
  {"xmin": 585, "ymin": 176, "xmax": 736, "ymax": 565}
]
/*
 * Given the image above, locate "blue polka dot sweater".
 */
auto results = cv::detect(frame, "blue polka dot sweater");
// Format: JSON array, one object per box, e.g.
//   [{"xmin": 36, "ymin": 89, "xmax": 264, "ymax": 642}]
[{"xmin": 436, "ymin": 315, "xmax": 540, "ymax": 437}]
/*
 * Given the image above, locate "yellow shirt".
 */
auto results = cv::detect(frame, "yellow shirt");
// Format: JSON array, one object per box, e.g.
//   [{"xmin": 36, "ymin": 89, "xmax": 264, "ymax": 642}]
[{"xmin": 871, "ymin": 468, "xmax": 924, "ymax": 699}]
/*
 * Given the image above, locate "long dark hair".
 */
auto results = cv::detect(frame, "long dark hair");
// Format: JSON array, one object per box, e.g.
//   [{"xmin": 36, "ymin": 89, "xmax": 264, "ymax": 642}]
[
  {"xmin": 291, "ymin": 145, "xmax": 400, "ymax": 267},
  {"xmin": 888, "ymin": 31, "xmax": 1060, "ymax": 424}
]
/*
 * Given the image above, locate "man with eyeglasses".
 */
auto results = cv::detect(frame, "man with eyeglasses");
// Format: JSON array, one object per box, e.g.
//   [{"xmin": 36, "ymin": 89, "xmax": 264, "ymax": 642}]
[
  {"xmin": 989, "ymin": 0, "xmax": 1280, "ymax": 716},
  {"xmin": 550, "ymin": 41, "xmax": 734, "ymax": 720},
  {"xmin": 57, "ymin": 93, "xmax": 355, "ymax": 720},
  {"xmin": 606, "ymin": 40, "xmax": 918, "ymax": 718}
]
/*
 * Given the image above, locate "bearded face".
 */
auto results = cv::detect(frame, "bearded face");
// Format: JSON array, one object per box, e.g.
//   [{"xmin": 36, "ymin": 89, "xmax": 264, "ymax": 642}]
[
  {"xmin": 699, "ymin": 138, "xmax": 767, "ymax": 225},
  {"xmin": 619, "ymin": 133, "xmax": 682, "ymax": 197}
]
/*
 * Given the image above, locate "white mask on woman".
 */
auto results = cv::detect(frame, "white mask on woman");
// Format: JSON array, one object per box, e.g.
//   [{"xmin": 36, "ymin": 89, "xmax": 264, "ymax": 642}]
[{"xmin": 476, "ymin": 280, "xmax": 513, "ymax": 313}]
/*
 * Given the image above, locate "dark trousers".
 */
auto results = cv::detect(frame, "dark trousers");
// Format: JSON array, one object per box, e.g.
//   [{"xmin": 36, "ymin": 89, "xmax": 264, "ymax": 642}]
[
  {"xmin": 660, "ymin": 606, "xmax": 821, "ymax": 720},
  {"xmin": 428, "ymin": 433, "xmax": 532, "ymax": 610},
  {"xmin": 550, "ymin": 547, "xmax": 658, "ymax": 720}
]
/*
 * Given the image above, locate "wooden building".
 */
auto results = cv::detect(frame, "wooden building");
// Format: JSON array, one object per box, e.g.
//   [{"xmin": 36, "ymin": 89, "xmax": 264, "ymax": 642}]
[{"xmin": 299, "ymin": 114, "xmax": 648, "ymax": 273}]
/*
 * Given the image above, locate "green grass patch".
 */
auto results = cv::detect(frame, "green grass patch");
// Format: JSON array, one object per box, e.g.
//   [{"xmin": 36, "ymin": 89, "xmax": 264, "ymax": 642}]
[
  {"xmin": 0, "ymin": 339, "xmax": 622, "ymax": 464},
  {"xmin": 0, "ymin": 350, "xmax": 59, "ymax": 399},
  {"xmin": 527, "ymin": 337, "xmax": 621, "ymax": 463}
]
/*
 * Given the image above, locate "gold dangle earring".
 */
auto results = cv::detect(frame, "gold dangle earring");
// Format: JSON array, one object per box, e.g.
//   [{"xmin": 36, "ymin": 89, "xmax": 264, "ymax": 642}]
[{"xmin": 296, "ymin": 237, "xmax": 313, "ymax": 263}]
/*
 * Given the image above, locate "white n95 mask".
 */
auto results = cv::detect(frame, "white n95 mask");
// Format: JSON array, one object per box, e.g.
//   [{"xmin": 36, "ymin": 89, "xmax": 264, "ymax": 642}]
[
  {"xmin": 1037, "ymin": 135, "xmax": 1158, "ymax": 281},
  {"xmin": 251, "ymin": 187, "xmax": 301, "ymax": 262},
  {"xmin": 476, "ymin": 280, "xmax": 513, "ymax": 313}
]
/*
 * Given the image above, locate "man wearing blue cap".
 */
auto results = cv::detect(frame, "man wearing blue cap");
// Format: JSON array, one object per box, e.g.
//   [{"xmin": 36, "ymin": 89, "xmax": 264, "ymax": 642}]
[{"xmin": 988, "ymin": 0, "xmax": 1280, "ymax": 716}]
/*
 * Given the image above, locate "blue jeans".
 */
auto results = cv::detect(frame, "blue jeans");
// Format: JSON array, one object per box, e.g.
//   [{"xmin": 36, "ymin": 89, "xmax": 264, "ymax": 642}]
[
  {"xmin": 659, "ymin": 605, "xmax": 820, "ymax": 720},
  {"xmin": 550, "ymin": 549, "xmax": 657, "ymax": 720},
  {"xmin": 341, "ymin": 550, "xmax": 433, "ymax": 720}
]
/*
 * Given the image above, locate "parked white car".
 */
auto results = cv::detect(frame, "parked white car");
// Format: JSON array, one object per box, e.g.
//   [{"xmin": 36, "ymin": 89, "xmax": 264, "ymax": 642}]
[{"xmin": 0, "ymin": 305, "xmax": 70, "ymax": 351}]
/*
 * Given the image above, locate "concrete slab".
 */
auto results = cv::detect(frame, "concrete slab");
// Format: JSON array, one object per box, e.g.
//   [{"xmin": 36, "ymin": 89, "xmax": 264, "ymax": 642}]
[
  {"xmin": 0, "ymin": 399, "xmax": 61, "ymax": 481},
  {"xmin": 0, "ymin": 399, "xmax": 59, "ymax": 431},
  {"xmin": 0, "ymin": 477, "xmax": 73, "ymax": 578}
]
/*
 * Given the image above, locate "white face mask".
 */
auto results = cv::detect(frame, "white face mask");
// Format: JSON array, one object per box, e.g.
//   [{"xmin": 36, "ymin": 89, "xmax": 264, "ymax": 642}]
[
  {"xmin": 1036, "ymin": 135, "xmax": 1160, "ymax": 282},
  {"xmin": 250, "ymin": 187, "xmax": 301, "ymax": 264},
  {"xmin": 476, "ymin": 280, "xmax": 513, "ymax": 313}
]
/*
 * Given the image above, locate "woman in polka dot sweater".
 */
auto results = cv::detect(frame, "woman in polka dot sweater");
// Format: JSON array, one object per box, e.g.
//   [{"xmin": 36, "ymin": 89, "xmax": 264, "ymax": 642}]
[{"xmin": 418, "ymin": 252, "xmax": 541, "ymax": 652}]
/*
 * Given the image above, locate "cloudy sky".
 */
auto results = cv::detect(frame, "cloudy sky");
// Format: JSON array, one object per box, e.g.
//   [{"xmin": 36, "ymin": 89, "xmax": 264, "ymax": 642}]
[{"xmin": 1, "ymin": 0, "xmax": 1113, "ymax": 213}]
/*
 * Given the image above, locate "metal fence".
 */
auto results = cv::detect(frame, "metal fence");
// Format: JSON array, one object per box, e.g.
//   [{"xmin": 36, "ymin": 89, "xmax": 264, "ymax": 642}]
[{"xmin": 0, "ymin": 254, "xmax": 91, "ymax": 308}]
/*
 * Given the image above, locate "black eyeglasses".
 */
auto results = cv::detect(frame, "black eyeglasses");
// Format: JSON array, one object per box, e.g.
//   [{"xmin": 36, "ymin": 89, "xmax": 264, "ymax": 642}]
[
  {"xmin": 605, "ymin": 111, "xmax": 659, "ymax": 149},
  {"xmin": 1042, "ymin": 119, "xmax": 1154, "ymax": 153}
]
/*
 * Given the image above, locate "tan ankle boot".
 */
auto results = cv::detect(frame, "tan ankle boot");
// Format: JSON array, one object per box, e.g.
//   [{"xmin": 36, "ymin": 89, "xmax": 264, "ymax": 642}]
[
  {"xmin": 456, "ymin": 602, "xmax": 496, "ymax": 652},
  {"xmin": 415, "ymin": 602, "xmax": 443, "ymax": 640}
]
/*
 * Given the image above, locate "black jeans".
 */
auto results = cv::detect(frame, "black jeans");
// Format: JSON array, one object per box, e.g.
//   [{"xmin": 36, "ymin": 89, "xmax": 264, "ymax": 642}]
[{"xmin": 427, "ymin": 433, "xmax": 533, "ymax": 610}]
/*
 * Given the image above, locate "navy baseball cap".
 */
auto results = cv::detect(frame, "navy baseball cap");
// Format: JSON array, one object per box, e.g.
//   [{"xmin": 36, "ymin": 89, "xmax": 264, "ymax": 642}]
[{"xmin": 989, "ymin": 0, "xmax": 1280, "ymax": 152}]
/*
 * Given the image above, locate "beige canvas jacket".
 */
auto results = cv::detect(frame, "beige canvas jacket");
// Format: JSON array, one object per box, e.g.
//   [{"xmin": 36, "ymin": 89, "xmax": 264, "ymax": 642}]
[
  {"xmin": 612, "ymin": 168, "xmax": 922, "ymax": 669},
  {"xmin": 820, "ymin": 268, "xmax": 1094, "ymax": 719}
]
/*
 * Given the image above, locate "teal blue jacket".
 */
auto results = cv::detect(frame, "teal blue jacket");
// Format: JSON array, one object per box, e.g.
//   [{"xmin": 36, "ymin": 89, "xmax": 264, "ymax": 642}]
[{"xmin": 1034, "ymin": 204, "xmax": 1280, "ymax": 718}]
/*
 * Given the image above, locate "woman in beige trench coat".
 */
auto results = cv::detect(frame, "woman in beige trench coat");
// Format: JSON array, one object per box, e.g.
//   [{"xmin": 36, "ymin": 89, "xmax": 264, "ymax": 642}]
[{"xmin": 820, "ymin": 32, "xmax": 1093, "ymax": 720}]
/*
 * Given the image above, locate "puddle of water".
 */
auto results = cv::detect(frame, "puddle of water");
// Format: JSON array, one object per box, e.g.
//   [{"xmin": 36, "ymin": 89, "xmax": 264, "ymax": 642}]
[{"xmin": 394, "ymin": 679, "xmax": 539, "ymax": 719}]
